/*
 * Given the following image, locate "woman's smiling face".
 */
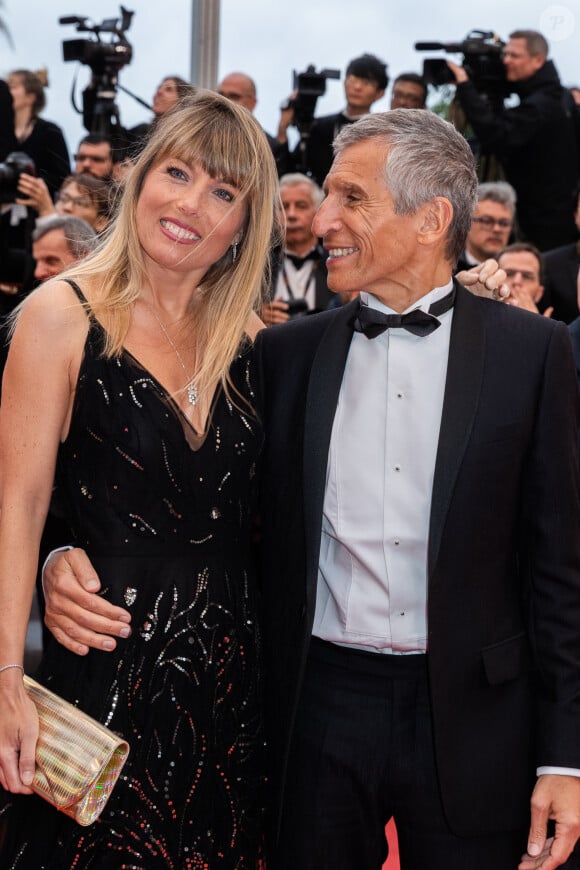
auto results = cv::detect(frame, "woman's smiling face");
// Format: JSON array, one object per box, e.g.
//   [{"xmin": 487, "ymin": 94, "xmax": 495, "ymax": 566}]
[{"xmin": 135, "ymin": 157, "xmax": 247, "ymax": 282}]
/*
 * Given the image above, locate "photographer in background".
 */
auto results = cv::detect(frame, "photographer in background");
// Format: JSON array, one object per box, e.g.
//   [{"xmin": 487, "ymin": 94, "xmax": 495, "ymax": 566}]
[
  {"xmin": 262, "ymin": 173, "xmax": 332, "ymax": 326},
  {"xmin": 0, "ymin": 69, "xmax": 70, "ymax": 306},
  {"xmin": 277, "ymin": 53, "xmax": 388, "ymax": 185},
  {"xmin": 73, "ymin": 133, "xmax": 114, "ymax": 178},
  {"xmin": 447, "ymin": 30, "xmax": 579, "ymax": 252}
]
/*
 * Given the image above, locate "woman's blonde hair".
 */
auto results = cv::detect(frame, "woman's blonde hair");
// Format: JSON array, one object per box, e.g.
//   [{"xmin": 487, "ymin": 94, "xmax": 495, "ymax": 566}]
[{"xmin": 62, "ymin": 88, "xmax": 281, "ymax": 404}]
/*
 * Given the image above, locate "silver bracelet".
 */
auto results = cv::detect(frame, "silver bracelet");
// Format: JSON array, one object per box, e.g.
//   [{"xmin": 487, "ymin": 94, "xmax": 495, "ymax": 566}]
[{"xmin": 0, "ymin": 664, "xmax": 24, "ymax": 675}]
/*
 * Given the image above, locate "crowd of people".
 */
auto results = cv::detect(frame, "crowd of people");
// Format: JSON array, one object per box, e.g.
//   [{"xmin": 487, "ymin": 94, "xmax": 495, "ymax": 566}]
[{"xmin": 0, "ymin": 24, "xmax": 580, "ymax": 870}]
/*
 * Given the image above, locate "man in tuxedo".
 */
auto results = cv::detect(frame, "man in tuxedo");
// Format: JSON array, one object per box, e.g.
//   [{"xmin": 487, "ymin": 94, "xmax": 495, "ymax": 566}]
[
  {"xmin": 455, "ymin": 181, "xmax": 516, "ymax": 273},
  {"xmin": 255, "ymin": 109, "xmax": 580, "ymax": 869},
  {"xmin": 40, "ymin": 110, "xmax": 580, "ymax": 869},
  {"xmin": 262, "ymin": 173, "xmax": 332, "ymax": 325}
]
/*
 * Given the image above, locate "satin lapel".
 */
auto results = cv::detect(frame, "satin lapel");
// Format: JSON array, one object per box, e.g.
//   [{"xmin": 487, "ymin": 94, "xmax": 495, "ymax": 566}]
[
  {"xmin": 303, "ymin": 300, "xmax": 357, "ymax": 601},
  {"xmin": 428, "ymin": 284, "xmax": 485, "ymax": 575}
]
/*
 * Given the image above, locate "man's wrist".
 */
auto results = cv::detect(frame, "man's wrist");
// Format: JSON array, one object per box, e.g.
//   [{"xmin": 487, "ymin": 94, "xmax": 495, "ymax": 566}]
[
  {"xmin": 41, "ymin": 545, "xmax": 73, "ymax": 597},
  {"xmin": 537, "ymin": 766, "xmax": 580, "ymax": 778}
]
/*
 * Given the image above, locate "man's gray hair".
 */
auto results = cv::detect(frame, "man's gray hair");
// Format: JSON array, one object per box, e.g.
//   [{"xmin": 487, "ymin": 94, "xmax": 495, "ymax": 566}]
[
  {"xmin": 477, "ymin": 181, "xmax": 517, "ymax": 214},
  {"xmin": 333, "ymin": 109, "xmax": 478, "ymax": 264},
  {"xmin": 279, "ymin": 172, "xmax": 324, "ymax": 208},
  {"xmin": 509, "ymin": 30, "xmax": 549, "ymax": 59},
  {"xmin": 32, "ymin": 215, "xmax": 98, "ymax": 260}
]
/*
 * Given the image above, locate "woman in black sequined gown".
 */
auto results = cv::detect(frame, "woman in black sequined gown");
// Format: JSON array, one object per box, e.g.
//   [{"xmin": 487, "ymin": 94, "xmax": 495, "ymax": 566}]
[{"xmin": 0, "ymin": 91, "xmax": 280, "ymax": 868}]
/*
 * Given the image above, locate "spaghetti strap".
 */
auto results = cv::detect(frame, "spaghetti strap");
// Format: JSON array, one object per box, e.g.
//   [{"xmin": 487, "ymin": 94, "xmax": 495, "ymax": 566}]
[{"xmin": 62, "ymin": 278, "xmax": 90, "ymax": 308}]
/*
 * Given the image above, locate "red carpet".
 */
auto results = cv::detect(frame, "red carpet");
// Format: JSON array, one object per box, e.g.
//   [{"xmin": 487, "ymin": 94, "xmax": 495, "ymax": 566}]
[{"xmin": 383, "ymin": 820, "xmax": 400, "ymax": 869}]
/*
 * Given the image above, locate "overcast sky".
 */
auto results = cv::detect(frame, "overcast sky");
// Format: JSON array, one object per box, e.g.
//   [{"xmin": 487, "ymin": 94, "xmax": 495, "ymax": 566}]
[{"xmin": 1, "ymin": 0, "xmax": 579, "ymax": 153}]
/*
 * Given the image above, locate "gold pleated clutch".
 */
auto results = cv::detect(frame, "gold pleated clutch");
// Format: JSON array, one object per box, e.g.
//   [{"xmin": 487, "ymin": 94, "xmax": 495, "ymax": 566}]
[{"xmin": 24, "ymin": 675, "xmax": 130, "ymax": 826}]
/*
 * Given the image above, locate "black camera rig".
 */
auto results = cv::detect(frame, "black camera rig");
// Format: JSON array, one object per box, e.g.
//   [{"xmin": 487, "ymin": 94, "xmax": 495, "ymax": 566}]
[
  {"xmin": 282, "ymin": 65, "xmax": 341, "ymax": 173},
  {"xmin": 0, "ymin": 152, "xmax": 35, "ymax": 205},
  {"xmin": 59, "ymin": 6, "xmax": 138, "ymax": 142},
  {"xmin": 285, "ymin": 65, "xmax": 341, "ymax": 131},
  {"xmin": 415, "ymin": 30, "xmax": 508, "ymax": 110}
]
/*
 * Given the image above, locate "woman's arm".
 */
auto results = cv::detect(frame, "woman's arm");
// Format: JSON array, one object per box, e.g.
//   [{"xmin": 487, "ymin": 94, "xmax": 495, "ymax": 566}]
[{"xmin": 0, "ymin": 280, "xmax": 86, "ymax": 792}]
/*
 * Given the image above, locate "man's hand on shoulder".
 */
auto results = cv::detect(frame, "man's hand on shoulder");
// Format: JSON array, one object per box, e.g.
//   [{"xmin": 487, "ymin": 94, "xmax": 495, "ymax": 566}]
[
  {"xmin": 44, "ymin": 548, "xmax": 132, "ymax": 655},
  {"xmin": 456, "ymin": 258, "xmax": 510, "ymax": 301}
]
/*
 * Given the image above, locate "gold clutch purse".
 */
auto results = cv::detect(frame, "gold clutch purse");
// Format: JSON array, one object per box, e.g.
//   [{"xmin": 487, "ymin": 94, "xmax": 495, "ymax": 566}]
[{"xmin": 24, "ymin": 675, "xmax": 130, "ymax": 826}]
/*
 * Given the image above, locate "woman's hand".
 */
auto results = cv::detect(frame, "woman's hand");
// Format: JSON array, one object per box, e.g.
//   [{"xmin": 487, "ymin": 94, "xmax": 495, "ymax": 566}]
[{"xmin": 0, "ymin": 671, "xmax": 38, "ymax": 793}]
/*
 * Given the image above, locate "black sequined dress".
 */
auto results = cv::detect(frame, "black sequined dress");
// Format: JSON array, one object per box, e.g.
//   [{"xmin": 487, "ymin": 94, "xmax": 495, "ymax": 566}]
[{"xmin": 0, "ymin": 283, "xmax": 267, "ymax": 868}]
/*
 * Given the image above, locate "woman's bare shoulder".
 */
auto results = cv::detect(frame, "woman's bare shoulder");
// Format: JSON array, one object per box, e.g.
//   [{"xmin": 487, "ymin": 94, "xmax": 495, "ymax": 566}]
[{"xmin": 16, "ymin": 278, "xmax": 92, "ymax": 332}]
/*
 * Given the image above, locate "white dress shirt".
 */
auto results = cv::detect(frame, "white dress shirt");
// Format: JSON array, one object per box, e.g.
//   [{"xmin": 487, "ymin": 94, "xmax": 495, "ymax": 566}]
[
  {"xmin": 274, "ymin": 255, "xmax": 317, "ymax": 309},
  {"xmin": 314, "ymin": 282, "xmax": 453, "ymax": 653},
  {"xmin": 312, "ymin": 280, "xmax": 580, "ymax": 777}
]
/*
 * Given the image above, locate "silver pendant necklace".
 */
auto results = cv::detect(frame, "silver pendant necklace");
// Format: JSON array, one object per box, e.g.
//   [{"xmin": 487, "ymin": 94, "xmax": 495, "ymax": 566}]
[{"xmin": 145, "ymin": 302, "xmax": 198, "ymax": 406}]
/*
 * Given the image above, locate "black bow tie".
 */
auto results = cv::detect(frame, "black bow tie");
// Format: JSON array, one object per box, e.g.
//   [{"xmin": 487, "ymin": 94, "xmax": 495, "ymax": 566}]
[
  {"xmin": 352, "ymin": 288, "xmax": 456, "ymax": 338},
  {"xmin": 285, "ymin": 249, "xmax": 320, "ymax": 270}
]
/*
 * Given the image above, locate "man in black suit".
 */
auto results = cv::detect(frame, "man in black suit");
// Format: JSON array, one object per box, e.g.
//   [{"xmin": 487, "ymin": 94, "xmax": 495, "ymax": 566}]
[
  {"xmin": 41, "ymin": 111, "xmax": 580, "ymax": 869},
  {"xmin": 542, "ymin": 187, "xmax": 580, "ymax": 323},
  {"xmin": 448, "ymin": 29, "xmax": 579, "ymax": 252},
  {"xmin": 255, "ymin": 109, "xmax": 580, "ymax": 869},
  {"xmin": 455, "ymin": 181, "xmax": 516, "ymax": 274}
]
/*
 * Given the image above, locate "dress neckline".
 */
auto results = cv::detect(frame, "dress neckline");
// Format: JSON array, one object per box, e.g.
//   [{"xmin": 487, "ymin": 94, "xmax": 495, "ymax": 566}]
[
  {"xmin": 63, "ymin": 278, "xmax": 224, "ymax": 448},
  {"xmin": 120, "ymin": 346, "xmax": 221, "ymax": 449}
]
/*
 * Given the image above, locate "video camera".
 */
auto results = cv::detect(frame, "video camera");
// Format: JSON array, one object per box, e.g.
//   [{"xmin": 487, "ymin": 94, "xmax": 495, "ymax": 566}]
[
  {"xmin": 59, "ymin": 6, "xmax": 134, "ymax": 138},
  {"xmin": 0, "ymin": 152, "xmax": 35, "ymax": 205},
  {"xmin": 60, "ymin": 6, "xmax": 133, "ymax": 73},
  {"xmin": 284, "ymin": 65, "xmax": 341, "ymax": 132},
  {"xmin": 415, "ymin": 30, "xmax": 508, "ymax": 107}
]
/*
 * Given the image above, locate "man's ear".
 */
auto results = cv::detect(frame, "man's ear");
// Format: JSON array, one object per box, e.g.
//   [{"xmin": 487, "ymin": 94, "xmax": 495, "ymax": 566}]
[{"xmin": 417, "ymin": 197, "xmax": 453, "ymax": 245}]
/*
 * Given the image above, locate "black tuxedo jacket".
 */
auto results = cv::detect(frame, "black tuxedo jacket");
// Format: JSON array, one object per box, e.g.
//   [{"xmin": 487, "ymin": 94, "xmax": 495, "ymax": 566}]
[{"xmin": 254, "ymin": 282, "xmax": 580, "ymax": 839}]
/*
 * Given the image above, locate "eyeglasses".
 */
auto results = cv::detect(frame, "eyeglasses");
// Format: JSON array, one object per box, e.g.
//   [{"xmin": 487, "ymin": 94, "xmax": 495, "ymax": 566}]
[
  {"xmin": 74, "ymin": 153, "xmax": 109, "ymax": 163},
  {"xmin": 503, "ymin": 268, "xmax": 539, "ymax": 282},
  {"xmin": 472, "ymin": 216, "xmax": 513, "ymax": 230},
  {"xmin": 57, "ymin": 191, "xmax": 93, "ymax": 208},
  {"xmin": 391, "ymin": 90, "xmax": 425, "ymax": 106}
]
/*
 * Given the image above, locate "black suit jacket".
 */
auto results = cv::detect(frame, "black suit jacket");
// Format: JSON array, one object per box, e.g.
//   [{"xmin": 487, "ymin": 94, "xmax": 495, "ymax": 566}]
[
  {"xmin": 255, "ymin": 283, "xmax": 580, "ymax": 839},
  {"xmin": 543, "ymin": 241, "xmax": 580, "ymax": 324}
]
